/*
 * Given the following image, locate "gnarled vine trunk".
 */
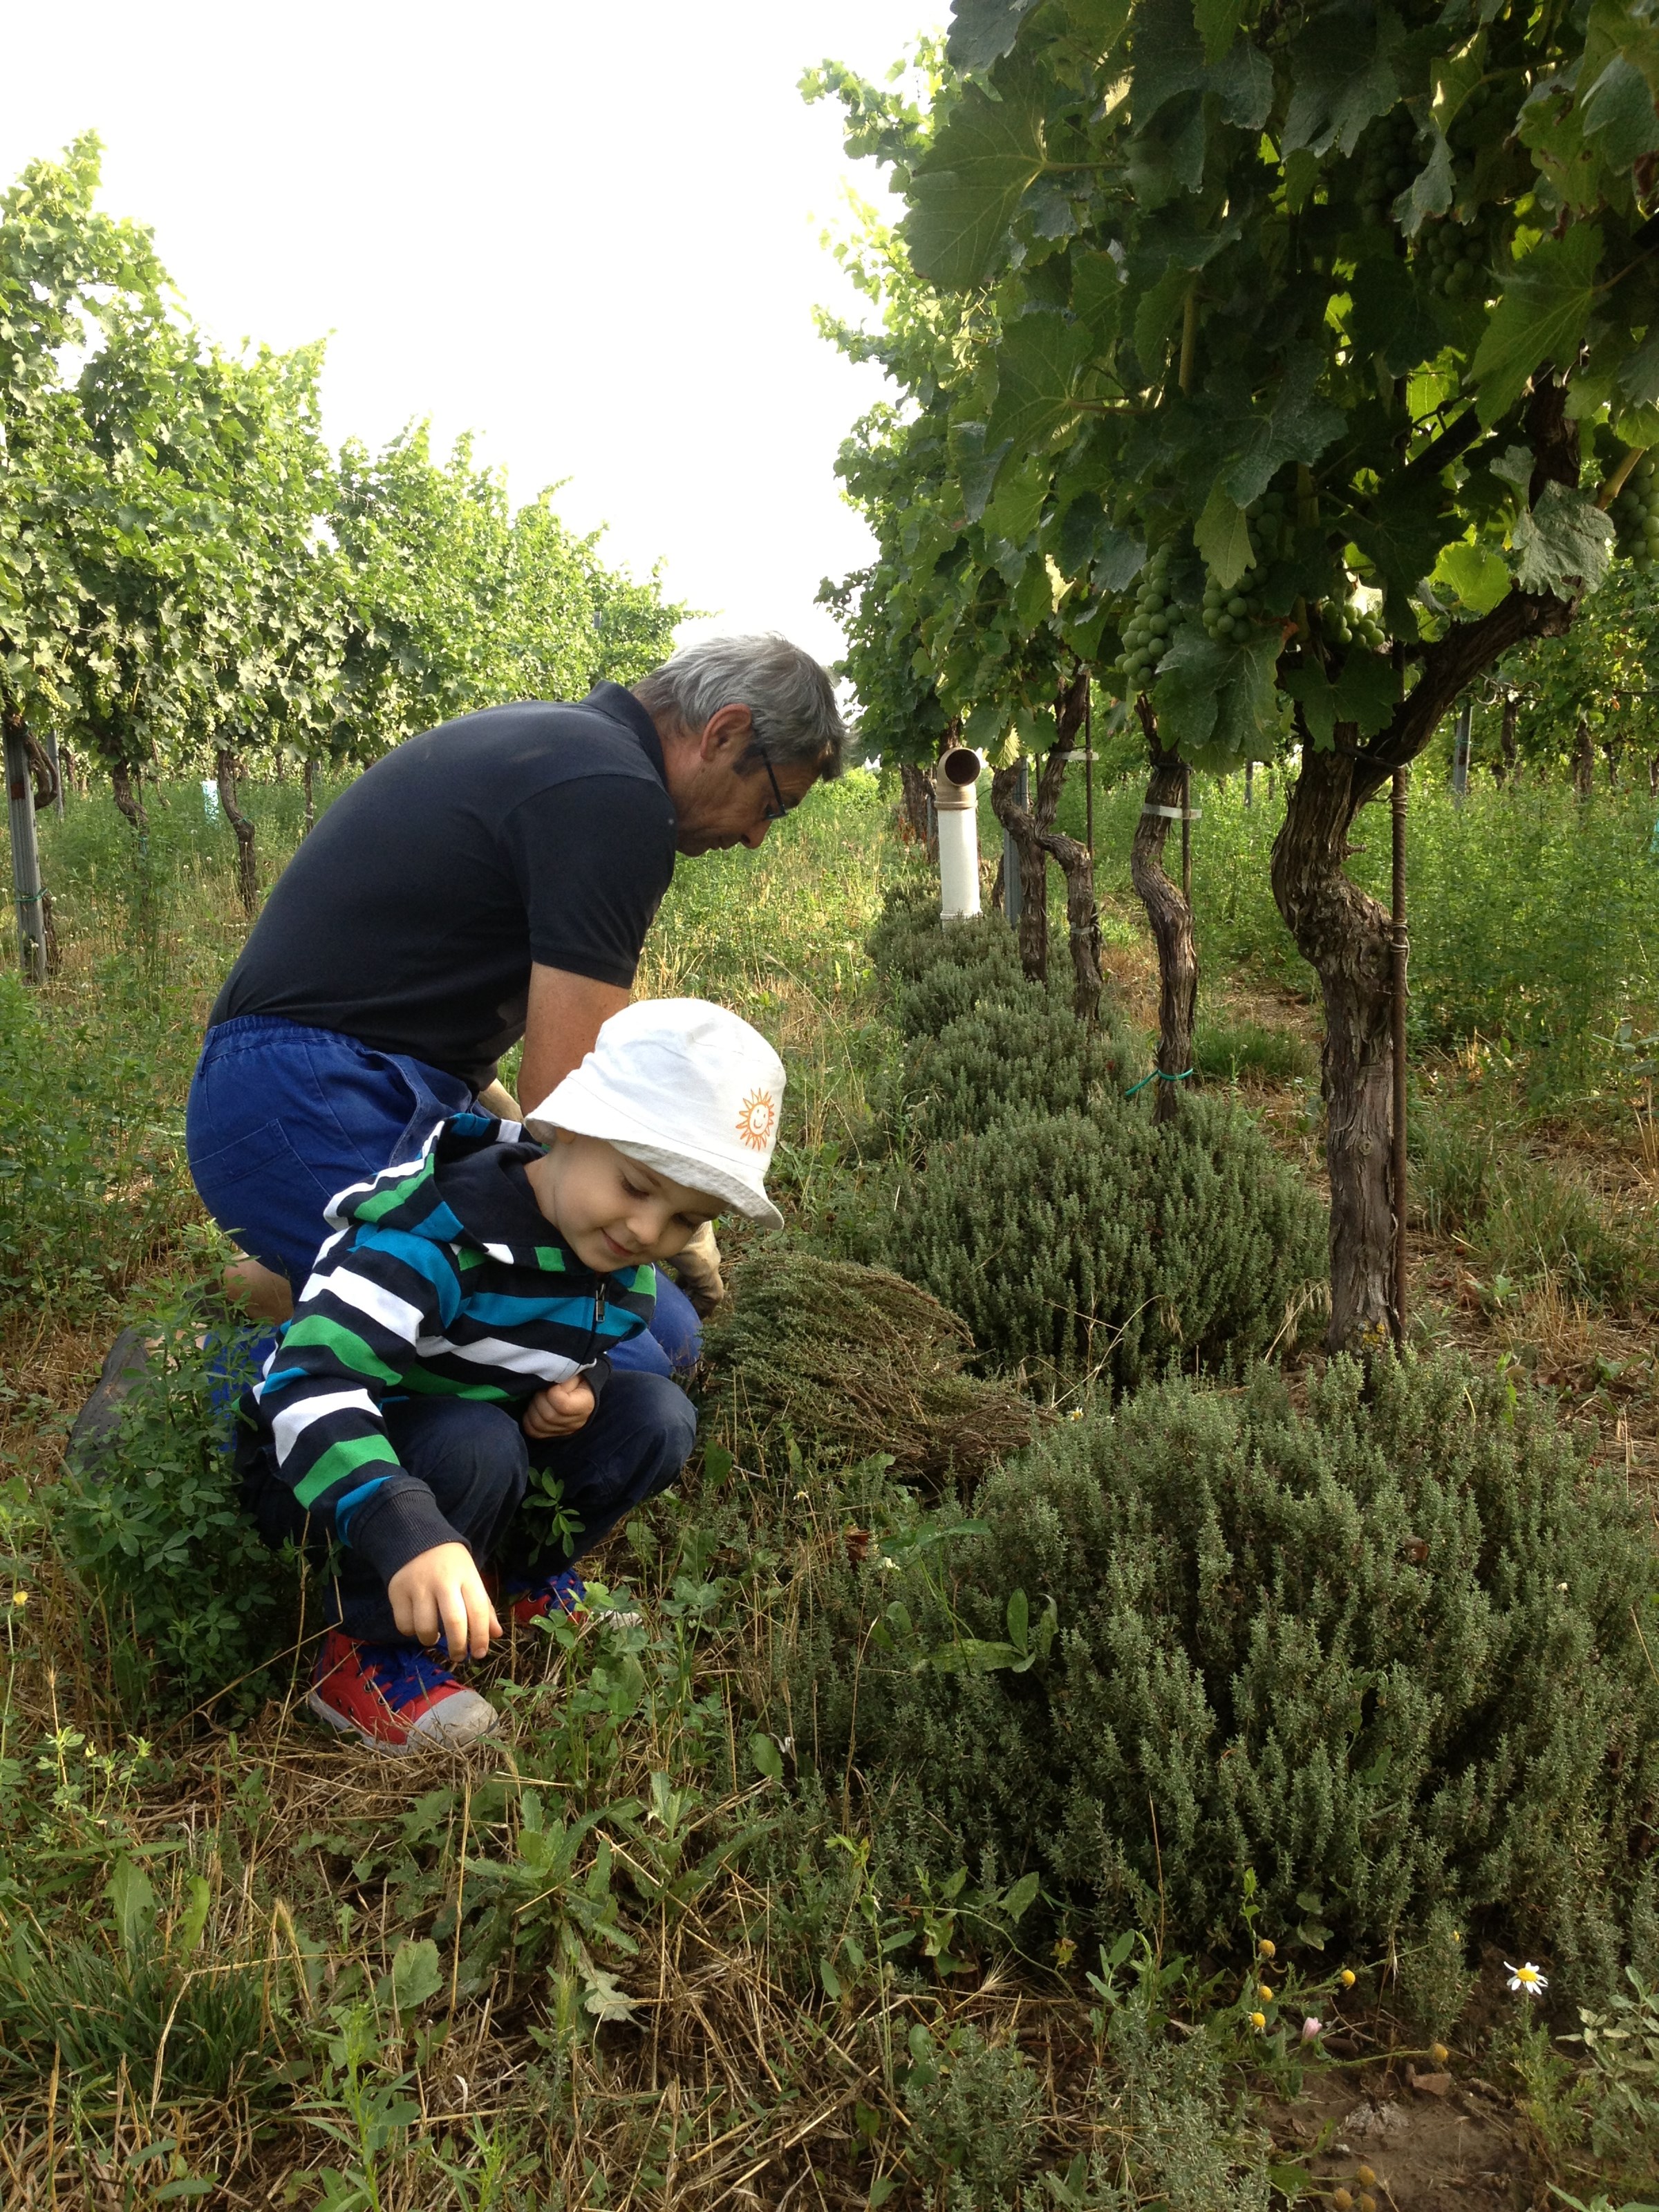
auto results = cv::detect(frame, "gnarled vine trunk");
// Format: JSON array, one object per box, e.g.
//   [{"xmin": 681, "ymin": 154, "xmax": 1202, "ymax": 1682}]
[
  {"xmin": 1271, "ymin": 550, "xmax": 1576, "ymax": 1349},
  {"xmin": 216, "ymin": 746, "xmax": 259, "ymax": 915},
  {"xmin": 1128, "ymin": 706, "xmax": 1195, "ymax": 1125},
  {"xmin": 1272, "ymin": 738, "xmax": 1394, "ymax": 1344},
  {"xmin": 109, "ymin": 760, "xmax": 148, "ymax": 834},
  {"xmin": 1035, "ymin": 668, "xmax": 1103, "ymax": 1020},
  {"xmin": 899, "ymin": 762, "xmax": 932, "ymax": 847},
  {"xmin": 988, "ymin": 667, "xmax": 1100, "ymax": 1007},
  {"xmin": 990, "ymin": 762, "xmax": 1051, "ymax": 980}
]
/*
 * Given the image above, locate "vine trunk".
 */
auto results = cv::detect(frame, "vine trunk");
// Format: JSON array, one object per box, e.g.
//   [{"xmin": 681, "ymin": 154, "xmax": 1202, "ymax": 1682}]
[{"xmin": 1128, "ymin": 704, "xmax": 1194, "ymax": 1125}]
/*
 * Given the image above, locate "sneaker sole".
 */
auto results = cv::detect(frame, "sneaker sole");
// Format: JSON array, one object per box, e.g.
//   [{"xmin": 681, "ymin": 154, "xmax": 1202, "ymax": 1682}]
[{"xmin": 306, "ymin": 1685, "xmax": 501, "ymax": 1755}]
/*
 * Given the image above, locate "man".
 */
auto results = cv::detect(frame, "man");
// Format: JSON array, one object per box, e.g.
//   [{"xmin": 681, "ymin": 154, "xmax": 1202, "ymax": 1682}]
[{"xmin": 184, "ymin": 632, "xmax": 844, "ymax": 1368}]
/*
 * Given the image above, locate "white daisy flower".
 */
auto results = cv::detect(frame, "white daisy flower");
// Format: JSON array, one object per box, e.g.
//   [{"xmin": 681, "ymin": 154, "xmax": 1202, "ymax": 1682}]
[{"xmin": 1505, "ymin": 1961, "xmax": 1547, "ymax": 1997}]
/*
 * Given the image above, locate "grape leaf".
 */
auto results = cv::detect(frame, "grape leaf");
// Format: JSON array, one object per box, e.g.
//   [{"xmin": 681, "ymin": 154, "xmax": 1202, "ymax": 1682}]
[
  {"xmin": 1130, "ymin": 0, "xmax": 1210, "ymax": 126},
  {"xmin": 950, "ymin": 420, "xmax": 1015, "ymax": 523},
  {"xmin": 905, "ymin": 63, "xmax": 1053, "ymax": 288},
  {"xmin": 946, "ymin": 0, "xmax": 1044, "ymax": 72},
  {"xmin": 1347, "ymin": 467, "xmax": 1455, "ymax": 634},
  {"xmin": 1347, "ymin": 253, "xmax": 1445, "ymax": 377},
  {"xmin": 1470, "ymin": 224, "xmax": 1604, "ymax": 429},
  {"xmin": 1284, "ymin": 651, "xmax": 1400, "ymax": 748},
  {"xmin": 986, "ymin": 309, "xmax": 1097, "ymax": 452},
  {"xmin": 1510, "ymin": 480, "xmax": 1614, "ymax": 593},
  {"xmin": 1217, "ymin": 351, "xmax": 1345, "ymax": 505},
  {"xmin": 1152, "ymin": 623, "xmax": 1280, "ymax": 762},
  {"xmin": 1435, "ymin": 539, "xmax": 1512, "ymax": 613},
  {"xmin": 1195, "ymin": 480, "xmax": 1253, "ymax": 588},
  {"xmin": 1580, "ymin": 52, "xmax": 1659, "ymax": 169},
  {"xmin": 1194, "ymin": 0, "xmax": 1248, "ymax": 66},
  {"xmin": 1282, "ymin": 0, "xmax": 1406, "ymax": 158},
  {"xmin": 1393, "ymin": 130, "xmax": 1454, "ymax": 238}
]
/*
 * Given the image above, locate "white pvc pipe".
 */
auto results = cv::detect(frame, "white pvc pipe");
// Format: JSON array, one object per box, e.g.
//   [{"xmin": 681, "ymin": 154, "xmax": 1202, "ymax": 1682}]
[{"xmin": 937, "ymin": 803, "xmax": 980, "ymax": 919}]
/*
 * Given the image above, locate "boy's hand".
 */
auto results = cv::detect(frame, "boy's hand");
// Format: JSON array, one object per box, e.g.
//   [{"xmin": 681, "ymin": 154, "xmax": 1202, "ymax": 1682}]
[
  {"xmin": 523, "ymin": 1375, "xmax": 596, "ymax": 1440},
  {"xmin": 387, "ymin": 1543, "xmax": 502, "ymax": 1660}
]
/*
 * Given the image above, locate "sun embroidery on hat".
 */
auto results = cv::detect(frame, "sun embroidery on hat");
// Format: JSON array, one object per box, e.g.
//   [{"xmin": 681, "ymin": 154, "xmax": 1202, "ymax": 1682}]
[{"xmin": 735, "ymin": 1087, "xmax": 779, "ymax": 1152}]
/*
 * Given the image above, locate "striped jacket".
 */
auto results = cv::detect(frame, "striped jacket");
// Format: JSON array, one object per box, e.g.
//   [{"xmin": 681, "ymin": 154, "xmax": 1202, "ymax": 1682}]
[{"xmin": 247, "ymin": 1109, "xmax": 655, "ymax": 1588}]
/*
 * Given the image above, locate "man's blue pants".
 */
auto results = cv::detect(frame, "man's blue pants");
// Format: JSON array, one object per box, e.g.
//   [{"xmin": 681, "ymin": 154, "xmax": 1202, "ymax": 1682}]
[
  {"xmin": 186, "ymin": 1013, "xmax": 702, "ymax": 1376},
  {"xmin": 244, "ymin": 1376, "xmax": 697, "ymax": 1644}
]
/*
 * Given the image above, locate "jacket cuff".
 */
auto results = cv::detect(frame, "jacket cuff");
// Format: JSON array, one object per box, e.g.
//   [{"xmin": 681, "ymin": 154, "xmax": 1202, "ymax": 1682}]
[
  {"xmin": 347, "ymin": 1477, "xmax": 467, "ymax": 1588},
  {"xmin": 581, "ymin": 1353, "xmax": 613, "ymax": 1406}
]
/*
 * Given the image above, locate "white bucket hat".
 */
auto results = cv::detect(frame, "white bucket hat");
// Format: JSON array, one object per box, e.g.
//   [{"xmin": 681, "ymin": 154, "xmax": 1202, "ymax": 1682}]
[{"xmin": 524, "ymin": 998, "xmax": 787, "ymax": 1230}]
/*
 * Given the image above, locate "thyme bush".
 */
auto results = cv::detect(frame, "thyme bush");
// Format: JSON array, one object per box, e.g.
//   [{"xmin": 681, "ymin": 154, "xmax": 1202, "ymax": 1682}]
[
  {"xmin": 899, "ymin": 1101, "xmax": 1325, "ymax": 1390},
  {"xmin": 790, "ymin": 1351, "xmax": 1659, "ymax": 2008}
]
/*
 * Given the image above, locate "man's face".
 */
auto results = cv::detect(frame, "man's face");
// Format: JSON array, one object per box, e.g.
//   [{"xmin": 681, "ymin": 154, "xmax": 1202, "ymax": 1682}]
[
  {"xmin": 525, "ymin": 1134, "xmax": 720, "ymax": 1273},
  {"xmin": 662, "ymin": 702, "xmax": 821, "ymax": 855}
]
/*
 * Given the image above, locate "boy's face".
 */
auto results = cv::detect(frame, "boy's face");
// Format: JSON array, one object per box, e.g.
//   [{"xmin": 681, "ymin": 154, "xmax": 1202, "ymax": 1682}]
[{"xmin": 524, "ymin": 1134, "xmax": 722, "ymax": 1274}]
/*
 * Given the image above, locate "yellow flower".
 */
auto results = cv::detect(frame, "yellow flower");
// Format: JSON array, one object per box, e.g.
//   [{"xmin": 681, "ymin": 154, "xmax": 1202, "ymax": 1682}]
[
  {"xmin": 1053, "ymin": 1936, "xmax": 1076, "ymax": 1968},
  {"xmin": 1339, "ymin": 1967, "xmax": 1356, "ymax": 1988},
  {"xmin": 10, "ymin": 1589, "xmax": 26, "ymax": 1608},
  {"xmin": 1257, "ymin": 1938, "xmax": 1275, "ymax": 1959},
  {"xmin": 1257, "ymin": 1983, "xmax": 1273, "ymax": 2003},
  {"xmin": 1248, "ymin": 2009, "xmax": 1266, "ymax": 2032},
  {"xmin": 1431, "ymin": 2041, "xmax": 1450, "ymax": 2065}
]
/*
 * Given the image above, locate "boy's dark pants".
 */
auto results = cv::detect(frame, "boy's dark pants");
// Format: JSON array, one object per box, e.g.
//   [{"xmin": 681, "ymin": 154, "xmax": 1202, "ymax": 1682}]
[{"xmin": 249, "ymin": 1373, "xmax": 697, "ymax": 1645}]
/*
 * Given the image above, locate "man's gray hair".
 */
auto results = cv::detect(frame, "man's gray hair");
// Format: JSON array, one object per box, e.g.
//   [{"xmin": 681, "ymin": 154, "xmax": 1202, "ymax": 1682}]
[{"xmin": 635, "ymin": 634, "xmax": 846, "ymax": 780}]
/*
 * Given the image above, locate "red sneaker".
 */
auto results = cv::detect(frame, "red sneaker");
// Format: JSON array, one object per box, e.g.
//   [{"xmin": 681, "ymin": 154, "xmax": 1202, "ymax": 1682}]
[
  {"xmin": 501, "ymin": 1566, "xmax": 590, "ymax": 1631},
  {"xmin": 308, "ymin": 1628, "xmax": 499, "ymax": 1754}
]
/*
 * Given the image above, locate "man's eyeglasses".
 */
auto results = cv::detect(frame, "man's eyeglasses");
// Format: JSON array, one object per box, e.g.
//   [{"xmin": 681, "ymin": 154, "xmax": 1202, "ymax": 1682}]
[{"xmin": 756, "ymin": 747, "xmax": 798, "ymax": 822}]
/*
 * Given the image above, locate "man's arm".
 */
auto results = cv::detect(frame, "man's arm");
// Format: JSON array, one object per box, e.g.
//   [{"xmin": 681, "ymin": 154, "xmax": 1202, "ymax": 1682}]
[{"xmin": 517, "ymin": 963, "xmax": 630, "ymax": 1114}]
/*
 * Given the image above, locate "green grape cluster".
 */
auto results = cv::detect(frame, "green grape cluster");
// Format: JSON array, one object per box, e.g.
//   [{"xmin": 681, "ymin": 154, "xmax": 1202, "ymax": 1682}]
[
  {"xmin": 1356, "ymin": 110, "xmax": 1418, "ymax": 228},
  {"xmin": 1609, "ymin": 453, "xmax": 1658, "ymax": 570},
  {"xmin": 1113, "ymin": 545, "xmax": 1188, "ymax": 690},
  {"xmin": 1201, "ymin": 576, "xmax": 1266, "ymax": 642},
  {"xmin": 1418, "ymin": 212, "xmax": 1497, "ymax": 299},
  {"xmin": 1199, "ymin": 487, "xmax": 1292, "ymax": 642},
  {"xmin": 1313, "ymin": 595, "xmax": 1387, "ymax": 653}
]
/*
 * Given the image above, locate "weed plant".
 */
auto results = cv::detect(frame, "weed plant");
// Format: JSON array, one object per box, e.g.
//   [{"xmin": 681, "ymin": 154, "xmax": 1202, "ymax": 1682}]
[
  {"xmin": 56, "ymin": 1298, "xmax": 304, "ymax": 1718},
  {"xmin": 1412, "ymin": 1086, "xmax": 1658, "ymax": 1309},
  {"xmin": 788, "ymin": 1349, "xmax": 1659, "ymax": 2012}
]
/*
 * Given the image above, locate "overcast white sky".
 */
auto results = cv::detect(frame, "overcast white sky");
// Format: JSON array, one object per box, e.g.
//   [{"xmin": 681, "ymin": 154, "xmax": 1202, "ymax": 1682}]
[{"xmin": 1, "ymin": 2, "xmax": 938, "ymax": 668}]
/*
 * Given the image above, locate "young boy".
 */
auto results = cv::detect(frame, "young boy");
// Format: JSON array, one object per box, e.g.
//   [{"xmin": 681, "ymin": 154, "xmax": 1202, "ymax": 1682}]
[{"xmin": 239, "ymin": 998, "xmax": 785, "ymax": 1753}]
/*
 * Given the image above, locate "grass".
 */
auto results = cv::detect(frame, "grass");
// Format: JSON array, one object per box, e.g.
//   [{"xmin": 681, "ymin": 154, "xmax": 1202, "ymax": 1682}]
[
  {"xmin": 4, "ymin": 765, "xmax": 1659, "ymax": 2204},
  {"xmin": 1054, "ymin": 765, "xmax": 1659, "ymax": 1114}
]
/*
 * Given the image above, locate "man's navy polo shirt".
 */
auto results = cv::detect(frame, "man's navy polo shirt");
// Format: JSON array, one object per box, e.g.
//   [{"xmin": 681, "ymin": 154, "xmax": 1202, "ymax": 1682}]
[{"xmin": 209, "ymin": 683, "xmax": 677, "ymax": 1088}]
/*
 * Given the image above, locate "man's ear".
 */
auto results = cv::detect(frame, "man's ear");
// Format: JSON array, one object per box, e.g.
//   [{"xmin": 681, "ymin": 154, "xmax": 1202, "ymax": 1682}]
[{"xmin": 696, "ymin": 702, "xmax": 755, "ymax": 762}]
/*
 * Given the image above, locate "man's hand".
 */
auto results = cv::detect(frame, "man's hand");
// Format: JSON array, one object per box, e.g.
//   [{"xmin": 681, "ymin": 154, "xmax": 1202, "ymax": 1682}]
[
  {"xmin": 523, "ymin": 1374, "xmax": 596, "ymax": 1440},
  {"xmin": 387, "ymin": 1543, "xmax": 502, "ymax": 1660}
]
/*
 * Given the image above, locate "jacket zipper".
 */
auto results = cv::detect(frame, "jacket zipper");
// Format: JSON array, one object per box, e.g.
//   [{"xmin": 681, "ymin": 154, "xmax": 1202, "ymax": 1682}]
[{"xmin": 590, "ymin": 1275, "xmax": 607, "ymax": 1361}]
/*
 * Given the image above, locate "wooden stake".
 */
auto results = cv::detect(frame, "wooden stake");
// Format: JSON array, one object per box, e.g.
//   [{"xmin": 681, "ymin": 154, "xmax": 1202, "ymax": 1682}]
[
  {"xmin": 1084, "ymin": 683, "xmax": 1094, "ymax": 856},
  {"xmin": 1391, "ymin": 764, "xmax": 1409, "ymax": 1342}
]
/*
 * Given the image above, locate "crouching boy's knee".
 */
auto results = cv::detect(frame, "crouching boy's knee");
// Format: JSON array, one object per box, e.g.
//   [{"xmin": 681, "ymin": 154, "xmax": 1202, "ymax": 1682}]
[{"xmin": 628, "ymin": 1371, "xmax": 699, "ymax": 1472}]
